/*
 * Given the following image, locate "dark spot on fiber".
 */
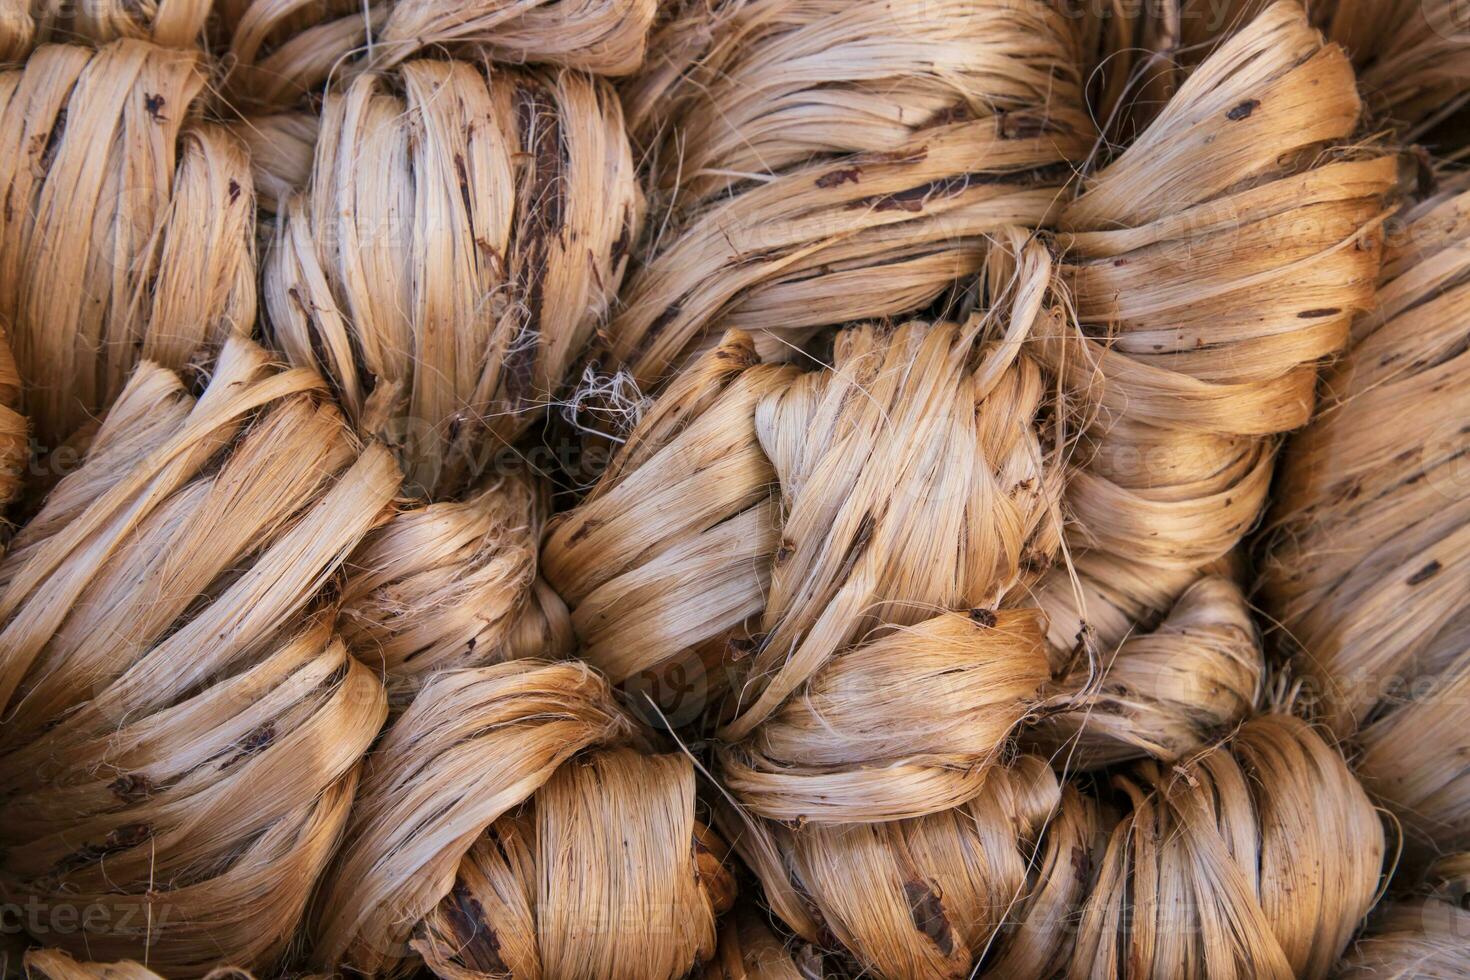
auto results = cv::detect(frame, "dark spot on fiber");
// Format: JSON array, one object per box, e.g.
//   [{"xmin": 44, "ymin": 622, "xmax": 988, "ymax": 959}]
[
  {"xmin": 144, "ymin": 93, "xmax": 166, "ymax": 122},
  {"xmin": 108, "ymin": 773, "xmax": 154, "ymax": 803},
  {"xmin": 815, "ymin": 167, "xmax": 861, "ymax": 189},
  {"xmin": 969, "ymin": 608, "xmax": 997, "ymax": 628},
  {"xmin": 903, "ymin": 880, "xmax": 954, "ymax": 956},
  {"xmin": 1297, "ymin": 308, "xmax": 1339, "ymax": 318},
  {"xmin": 1408, "ymin": 560, "xmax": 1442, "ymax": 585},
  {"xmin": 1226, "ymin": 99, "xmax": 1260, "ymax": 121},
  {"xmin": 228, "ymin": 178, "xmax": 241, "ymax": 203}
]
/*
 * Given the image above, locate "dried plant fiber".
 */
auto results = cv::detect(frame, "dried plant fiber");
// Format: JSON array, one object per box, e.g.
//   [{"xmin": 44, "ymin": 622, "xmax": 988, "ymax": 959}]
[
  {"xmin": 339, "ymin": 469, "xmax": 572, "ymax": 708},
  {"xmin": 701, "ymin": 908, "xmax": 821, "ymax": 980},
  {"xmin": 1331, "ymin": 853, "xmax": 1470, "ymax": 978},
  {"xmin": 541, "ymin": 330, "xmax": 798, "ymax": 717},
  {"xmin": 230, "ymin": 111, "xmax": 319, "ymax": 214},
  {"xmin": 0, "ymin": 40, "xmax": 256, "ymax": 446},
  {"xmin": 222, "ymin": 0, "xmax": 656, "ymax": 108},
  {"xmin": 0, "ymin": 323, "xmax": 28, "ymax": 512},
  {"xmin": 609, "ymin": 0, "xmax": 1094, "ymax": 382},
  {"xmin": 1078, "ymin": 0, "xmax": 1470, "ymax": 142},
  {"xmin": 0, "ymin": 0, "xmax": 212, "ymax": 61},
  {"xmin": 265, "ymin": 56, "xmax": 641, "ymax": 498},
  {"xmin": 724, "ymin": 713, "xmax": 1381, "ymax": 979},
  {"xmin": 1261, "ymin": 169, "xmax": 1470, "ymax": 858},
  {"xmin": 1028, "ymin": 0, "xmax": 1393, "ymax": 766},
  {"xmin": 0, "ymin": 336, "xmax": 399, "ymax": 974},
  {"xmin": 311, "ymin": 659, "xmax": 735, "ymax": 978},
  {"xmin": 714, "ymin": 230, "xmax": 1063, "ymax": 823},
  {"xmin": 23, "ymin": 949, "xmax": 256, "ymax": 980}
]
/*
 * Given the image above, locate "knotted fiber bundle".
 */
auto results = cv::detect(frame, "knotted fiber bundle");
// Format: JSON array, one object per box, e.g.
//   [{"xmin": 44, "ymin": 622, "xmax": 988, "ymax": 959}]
[
  {"xmin": 0, "ymin": 40, "xmax": 256, "ymax": 447},
  {"xmin": 0, "ymin": 0, "xmax": 212, "ymax": 61},
  {"xmin": 23, "ymin": 949, "xmax": 256, "ymax": 980},
  {"xmin": 0, "ymin": 336, "xmax": 399, "ymax": 974},
  {"xmin": 312, "ymin": 659, "xmax": 735, "ymax": 978},
  {"xmin": 1026, "ymin": 0, "xmax": 1394, "ymax": 766},
  {"xmin": 339, "ymin": 470, "xmax": 572, "ymax": 708},
  {"xmin": 725, "ymin": 713, "xmax": 1381, "ymax": 979},
  {"xmin": 222, "ymin": 0, "xmax": 656, "ymax": 108},
  {"xmin": 541, "ymin": 331, "xmax": 798, "ymax": 722},
  {"xmin": 713, "ymin": 231, "xmax": 1064, "ymax": 824},
  {"xmin": 1078, "ymin": 1, "xmax": 1470, "ymax": 142},
  {"xmin": 1260, "ymin": 171, "xmax": 1470, "ymax": 858},
  {"xmin": 265, "ymin": 57, "xmax": 641, "ymax": 499},
  {"xmin": 609, "ymin": 0, "xmax": 1094, "ymax": 382},
  {"xmin": 1332, "ymin": 854, "xmax": 1470, "ymax": 978}
]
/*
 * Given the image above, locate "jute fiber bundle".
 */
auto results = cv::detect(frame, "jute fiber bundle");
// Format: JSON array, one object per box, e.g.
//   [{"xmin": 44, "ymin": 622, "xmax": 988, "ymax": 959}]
[
  {"xmin": 0, "ymin": 336, "xmax": 400, "ymax": 974},
  {"xmin": 724, "ymin": 713, "xmax": 1381, "ymax": 979},
  {"xmin": 231, "ymin": 110, "xmax": 318, "ymax": 213},
  {"xmin": 608, "ymin": 0, "xmax": 1094, "ymax": 382},
  {"xmin": 312, "ymin": 659, "xmax": 735, "ymax": 978},
  {"xmin": 0, "ymin": 0, "xmax": 211, "ymax": 61},
  {"xmin": 265, "ymin": 56, "xmax": 641, "ymax": 499},
  {"xmin": 702, "ymin": 909, "xmax": 821, "ymax": 980},
  {"xmin": 541, "ymin": 330, "xmax": 798, "ymax": 719},
  {"xmin": 222, "ymin": 0, "xmax": 656, "ymax": 108},
  {"xmin": 1078, "ymin": 1, "xmax": 1470, "ymax": 141},
  {"xmin": 1260, "ymin": 171, "xmax": 1470, "ymax": 858},
  {"xmin": 0, "ymin": 40, "xmax": 256, "ymax": 446},
  {"xmin": 0, "ymin": 323, "xmax": 28, "ymax": 511},
  {"xmin": 712, "ymin": 231, "xmax": 1063, "ymax": 824},
  {"xmin": 1027, "ymin": 0, "xmax": 1394, "ymax": 765},
  {"xmin": 339, "ymin": 470, "xmax": 572, "ymax": 707},
  {"xmin": 1332, "ymin": 854, "xmax": 1470, "ymax": 978},
  {"xmin": 23, "ymin": 949, "xmax": 256, "ymax": 980}
]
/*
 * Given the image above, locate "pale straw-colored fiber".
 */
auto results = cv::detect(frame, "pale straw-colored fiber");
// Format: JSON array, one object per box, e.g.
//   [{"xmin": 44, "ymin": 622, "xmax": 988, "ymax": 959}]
[
  {"xmin": 1079, "ymin": 1, "xmax": 1470, "ymax": 142},
  {"xmin": 541, "ymin": 330, "xmax": 797, "ymax": 709},
  {"xmin": 1261, "ymin": 169, "xmax": 1470, "ymax": 859},
  {"xmin": 724, "ymin": 713, "xmax": 1381, "ymax": 980},
  {"xmin": 1026, "ymin": 0, "xmax": 1394, "ymax": 767},
  {"xmin": 23, "ymin": 949, "xmax": 257, "ymax": 980},
  {"xmin": 339, "ymin": 469, "xmax": 572, "ymax": 707},
  {"xmin": 222, "ymin": 0, "xmax": 656, "ymax": 108},
  {"xmin": 713, "ymin": 230, "xmax": 1062, "ymax": 823},
  {"xmin": 264, "ymin": 57, "xmax": 641, "ymax": 498},
  {"xmin": 311, "ymin": 659, "xmax": 734, "ymax": 979},
  {"xmin": 0, "ymin": 336, "xmax": 399, "ymax": 975},
  {"xmin": 0, "ymin": 0, "xmax": 212, "ymax": 60},
  {"xmin": 0, "ymin": 40, "xmax": 256, "ymax": 446},
  {"xmin": 608, "ymin": 0, "xmax": 1094, "ymax": 382}
]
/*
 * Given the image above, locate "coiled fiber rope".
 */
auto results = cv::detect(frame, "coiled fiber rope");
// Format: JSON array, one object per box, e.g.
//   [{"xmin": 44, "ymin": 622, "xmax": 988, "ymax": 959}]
[
  {"xmin": 264, "ymin": 56, "xmax": 640, "ymax": 499},
  {"xmin": 222, "ymin": 0, "xmax": 656, "ymax": 108},
  {"xmin": 0, "ymin": 40, "xmax": 256, "ymax": 446},
  {"xmin": 608, "ymin": 0, "xmax": 1094, "ymax": 383},
  {"xmin": 0, "ymin": 337, "xmax": 399, "ymax": 975},
  {"xmin": 1026, "ymin": 0, "xmax": 1395, "ymax": 766},
  {"xmin": 712, "ymin": 230, "xmax": 1063, "ymax": 824},
  {"xmin": 541, "ymin": 330, "xmax": 798, "ymax": 719},
  {"xmin": 1261, "ymin": 168, "xmax": 1470, "ymax": 859},
  {"xmin": 338, "ymin": 471, "xmax": 572, "ymax": 708},
  {"xmin": 1079, "ymin": 0, "xmax": 1470, "ymax": 142},
  {"xmin": 0, "ymin": 0, "xmax": 213, "ymax": 61},
  {"xmin": 724, "ymin": 712, "xmax": 1381, "ymax": 980},
  {"xmin": 311, "ymin": 659, "xmax": 735, "ymax": 978}
]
